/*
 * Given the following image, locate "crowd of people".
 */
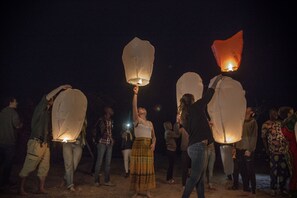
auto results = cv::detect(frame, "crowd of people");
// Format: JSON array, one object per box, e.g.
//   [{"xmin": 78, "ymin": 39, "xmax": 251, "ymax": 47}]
[{"xmin": 0, "ymin": 79, "xmax": 297, "ymax": 198}]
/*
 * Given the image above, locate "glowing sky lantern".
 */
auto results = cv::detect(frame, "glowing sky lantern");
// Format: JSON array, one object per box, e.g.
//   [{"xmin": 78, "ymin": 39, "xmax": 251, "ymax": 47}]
[
  {"xmin": 176, "ymin": 72, "xmax": 203, "ymax": 109},
  {"xmin": 208, "ymin": 76, "xmax": 246, "ymax": 144},
  {"xmin": 52, "ymin": 89, "xmax": 87, "ymax": 142},
  {"xmin": 211, "ymin": 30, "xmax": 243, "ymax": 72},
  {"xmin": 122, "ymin": 37, "xmax": 155, "ymax": 86}
]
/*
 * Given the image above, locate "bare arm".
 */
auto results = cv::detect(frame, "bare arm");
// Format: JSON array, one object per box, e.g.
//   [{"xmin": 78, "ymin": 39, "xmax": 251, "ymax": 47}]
[
  {"xmin": 151, "ymin": 122, "xmax": 156, "ymax": 151},
  {"xmin": 46, "ymin": 84, "xmax": 72, "ymax": 100},
  {"xmin": 132, "ymin": 86, "xmax": 139, "ymax": 122},
  {"xmin": 261, "ymin": 122, "xmax": 269, "ymax": 154},
  {"xmin": 209, "ymin": 74, "xmax": 223, "ymax": 90}
]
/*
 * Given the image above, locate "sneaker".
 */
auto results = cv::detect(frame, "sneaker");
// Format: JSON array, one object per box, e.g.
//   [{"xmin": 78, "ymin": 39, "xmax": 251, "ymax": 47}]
[
  {"xmin": 208, "ymin": 183, "xmax": 216, "ymax": 190},
  {"xmin": 280, "ymin": 189, "xmax": 289, "ymax": 196},
  {"xmin": 68, "ymin": 186, "xmax": 75, "ymax": 192},
  {"xmin": 167, "ymin": 179, "xmax": 175, "ymax": 184},
  {"xmin": 228, "ymin": 186, "xmax": 238, "ymax": 190},
  {"xmin": 103, "ymin": 181, "xmax": 115, "ymax": 186},
  {"xmin": 270, "ymin": 189, "xmax": 276, "ymax": 196}
]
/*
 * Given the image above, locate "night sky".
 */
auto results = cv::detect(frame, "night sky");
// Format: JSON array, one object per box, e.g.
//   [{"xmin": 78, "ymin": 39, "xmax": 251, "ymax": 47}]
[{"xmin": 1, "ymin": 1, "xmax": 295, "ymax": 145}]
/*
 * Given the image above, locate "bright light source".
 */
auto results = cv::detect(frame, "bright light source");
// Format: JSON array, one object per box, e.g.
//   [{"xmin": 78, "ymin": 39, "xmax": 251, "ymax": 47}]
[
  {"xmin": 137, "ymin": 79, "xmax": 143, "ymax": 85},
  {"xmin": 126, "ymin": 123, "xmax": 130, "ymax": 127},
  {"xmin": 227, "ymin": 63, "xmax": 234, "ymax": 71},
  {"xmin": 62, "ymin": 138, "xmax": 68, "ymax": 143}
]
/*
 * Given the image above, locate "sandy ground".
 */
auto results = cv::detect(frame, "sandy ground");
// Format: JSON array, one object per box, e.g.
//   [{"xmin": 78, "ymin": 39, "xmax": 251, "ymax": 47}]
[{"xmin": 0, "ymin": 150, "xmax": 280, "ymax": 198}]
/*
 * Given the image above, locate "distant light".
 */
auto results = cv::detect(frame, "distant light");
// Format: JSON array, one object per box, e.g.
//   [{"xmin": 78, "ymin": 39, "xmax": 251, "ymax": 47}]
[
  {"xmin": 126, "ymin": 123, "xmax": 130, "ymax": 127},
  {"xmin": 62, "ymin": 138, "xmax": 68, "ymax": 143},
  {"xmin": 154, "ymin": 104, "xmax": 162, "ymax": 112}
]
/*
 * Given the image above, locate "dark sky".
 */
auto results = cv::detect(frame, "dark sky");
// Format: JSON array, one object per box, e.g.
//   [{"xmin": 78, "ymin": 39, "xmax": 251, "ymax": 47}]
[{"xmin": 0, "ymin": 1, "xmax": 295, "ymax": 132}]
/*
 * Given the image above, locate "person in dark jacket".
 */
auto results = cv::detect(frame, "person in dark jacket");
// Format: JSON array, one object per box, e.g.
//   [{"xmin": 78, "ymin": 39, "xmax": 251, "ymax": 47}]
[
  {"xmin": 181, "ymin": 74, "xmax": 223, "ymax": 198},
  {"xmin": 0, "ymin": 97, "xmax": 23, "ymax": 189},
  {"xmin": 121, "ymin": 123, "xmax": 134, "ymax": 178}
]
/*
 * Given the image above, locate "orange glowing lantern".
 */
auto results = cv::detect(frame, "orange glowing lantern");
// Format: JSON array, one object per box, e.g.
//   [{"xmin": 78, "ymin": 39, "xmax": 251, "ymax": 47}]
[
  {"xmin": 122, "ymin": 37, "xmax": 155, "ymax": 86},
  {"xmin": 211, "ymin": 30, "xmax": 243, "ymax": 72}
]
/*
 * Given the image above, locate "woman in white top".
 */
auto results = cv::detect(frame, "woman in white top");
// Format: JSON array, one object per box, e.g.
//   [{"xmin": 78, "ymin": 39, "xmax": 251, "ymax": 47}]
[{"xmin": 130, "ymin": 86, "xmax": 156, "ymax": 198}]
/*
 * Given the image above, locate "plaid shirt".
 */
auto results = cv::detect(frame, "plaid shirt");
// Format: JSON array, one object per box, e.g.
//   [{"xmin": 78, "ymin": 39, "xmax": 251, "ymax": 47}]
[{"xmin": 98, "ymin": 119, "xmax": 113, "ymax": 145}]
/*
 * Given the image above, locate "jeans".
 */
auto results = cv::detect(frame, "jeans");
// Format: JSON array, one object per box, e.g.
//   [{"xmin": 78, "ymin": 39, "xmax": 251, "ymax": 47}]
[
  {"xmin": 0, "ymin": 145, "xmax": 16, "ymax": 186},
  {"xmin": 62, "ymin": 142, "xmax": 83, "ymax": 188},
  {"xmin": 94, "ymin": 143, "xmax": 113, "ymax": 183},
  {"xmin": 122, "ymin": 149, "xmax": 131, "ymax": 173},
  {"xmin": 181, "ymin": 150, "xmax": 191, "ymax": 186},
  {"xmin": 182, "ymin": 142, "xmax": 207, "ymax": 198}
]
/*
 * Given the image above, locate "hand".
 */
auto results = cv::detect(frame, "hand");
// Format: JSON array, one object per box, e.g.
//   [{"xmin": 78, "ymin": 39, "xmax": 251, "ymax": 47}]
[
  {"xmin": 208, "ymin": 120, "xmax": 213, "ymax": 127},
  {"xmin": 176, "ymin": 114, "xmax": 181, "ymax": 123},
  {"xmin": 150, "ymin": 143, "xmax": 155, "ymax": 151},
  {"xmin": 216, "ymin": 74, "xmax": 224, "ymax": 81},
  {"xmin": 60, "ymin": 84, "xmax": 72, "ymax": 90},
  {"xmin": 133, "ymin": 86, "xmax": 139, "ymax": 95},
  {"xmin": 244, "ymin": 150, "xmax": 251, "ymax": 157},
  {"xmin": 232, "ymin": 147, "xmax": 236, "ymax": 155}
]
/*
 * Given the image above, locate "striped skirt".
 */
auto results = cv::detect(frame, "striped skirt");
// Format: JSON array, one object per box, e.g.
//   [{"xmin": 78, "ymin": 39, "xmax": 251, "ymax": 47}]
[{"xmin": 130, "ymin": 137, "xmax": 156, "ymax": 191}]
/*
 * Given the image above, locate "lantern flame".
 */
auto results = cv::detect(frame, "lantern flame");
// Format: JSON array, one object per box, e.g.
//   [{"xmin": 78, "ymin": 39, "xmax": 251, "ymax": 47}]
[
  {"xmin": 137, "ymin": 78, "xmax": 143, "ymax": 85},
  {"xmin": 227, "ymin": 63, "xmax": 234, "ymax": 71}
]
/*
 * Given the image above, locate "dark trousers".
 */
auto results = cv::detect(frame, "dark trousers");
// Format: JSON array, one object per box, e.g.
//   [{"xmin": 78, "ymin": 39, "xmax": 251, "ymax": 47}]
[
  {"xmin": 233, "ymin": 149, "xmax": 256, "ymax": 193},
  {"xmin": 269, "ymin": 153, "xmax": 290, "ymax": 190},
  {"xmin": 91, "ymin": 143, "xmax": 98, "ymax": 174},
  {"xmin": 166, "ymin": 150, "xmax": 176, "ymax": 180},
  {"xmin": 181, "ymin": 150, "xmax": 191, "ymax": 186},
  {"xmin": 0, "ymin": 145, "xmax": 16, "ymax": 186}
]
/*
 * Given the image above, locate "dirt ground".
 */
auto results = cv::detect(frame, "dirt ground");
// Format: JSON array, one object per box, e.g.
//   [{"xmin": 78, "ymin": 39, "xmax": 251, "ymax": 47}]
[{"xmin": 0, "ymin": 150, "xmax": 280, "ymax": 198}]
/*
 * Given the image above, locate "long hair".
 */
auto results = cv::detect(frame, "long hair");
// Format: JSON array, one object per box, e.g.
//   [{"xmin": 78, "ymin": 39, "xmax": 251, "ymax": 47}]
[
  {"xmin": 278, "ymin": 106, "xmax": 293, "ymax": 120},
  {"xmin": 178, "ymin": 93, "xmax": 194, "ymax": 128}
]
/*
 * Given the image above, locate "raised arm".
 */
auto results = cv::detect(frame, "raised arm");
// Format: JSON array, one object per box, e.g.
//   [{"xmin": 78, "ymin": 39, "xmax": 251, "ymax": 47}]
[
  {"xmin": 209, "ymin": 74, "xmax": 223, "ymax": 90},
  {"xmin": 132, "ymin": 86, "xmax": 139, "ymax": 122},
  {"xmin": 194, "ymin": 74, "xmax": 224, "ymax": 107},
  {"xmin": 46, "ymin": 84, "xmax": 72, "ymax": 101}
]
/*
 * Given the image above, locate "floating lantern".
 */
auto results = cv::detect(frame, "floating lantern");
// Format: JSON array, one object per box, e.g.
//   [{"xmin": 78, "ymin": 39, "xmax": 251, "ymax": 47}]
[
  {"xmin": 211, "ymin": 30, "xmax": 243, "ymax": 72},
  {"xmin": 208, "ymin": 76, "xmax": 246, "ymax": 143},
  {"xmin": 176, "ymin": 72, "xmax": 203, "ymax": 109},
  {"xmin": 52, "ymin": 89, "xmax": 87, "ymax": 142},
  {"xmin": 122, "ymin": 37, "xmax": 155, "ymax": 86}
]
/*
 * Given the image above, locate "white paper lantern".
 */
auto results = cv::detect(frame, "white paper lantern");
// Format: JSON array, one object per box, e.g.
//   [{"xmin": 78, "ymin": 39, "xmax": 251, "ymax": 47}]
[
  {"xmin": 52, "ymin": 89, "xmax": 87, "ymax": 142},
  {"xmin": 208, "ymin": 76, "xmax": 246, "ymax": 144},
  {"xmin": 176, "ymin": 72, "xmax": 203, "ymax": 108},
  {"xmin": 122, "ymin": 37, "xmax": 155, "ymax": 86}
]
